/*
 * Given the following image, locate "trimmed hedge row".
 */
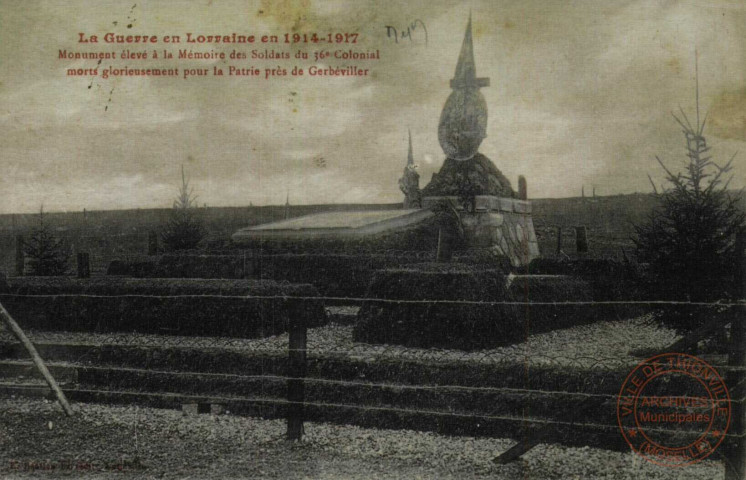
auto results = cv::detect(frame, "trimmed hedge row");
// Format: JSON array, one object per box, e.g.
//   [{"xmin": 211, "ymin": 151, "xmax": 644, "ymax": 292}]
[
  {"xmin": 353, "ymin": 265, "xmax": 595, "ymax": 350},
  {"xmin": 111, "ymin": 253, "xmax": 431, "ymax": 297},
  {"xmin": 151, "ymin": 252, "xmax": 510, "ymax": 296},
  {"xmin": 526, "ymin": 257, "xmax": 647, "ymax": 301},
  {"xmin": 257, "ymin": 254, "xmax": 397, "ymax": 297},
  {"xmin": 106, "ymin": 256, "xmax": 158, "ymax": 277},
  {"xmin": 0, "ymin": 277, "xmax": 326, "ymax": 338},
  {"xmin": 153, "ymin": 254, "xmax": 253, "ymax": 279}
]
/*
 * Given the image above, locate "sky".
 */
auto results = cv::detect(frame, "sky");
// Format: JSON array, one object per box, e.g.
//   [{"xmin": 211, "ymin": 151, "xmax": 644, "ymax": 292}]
[{"xmin": 1, "ymin": 0, "xmax": 746, "ymax": 214}]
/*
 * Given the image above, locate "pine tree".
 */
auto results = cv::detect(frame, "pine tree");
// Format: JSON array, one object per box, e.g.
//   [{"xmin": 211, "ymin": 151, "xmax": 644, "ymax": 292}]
[
  {"xmin": 634, "ymin": 103, "xmax": 744, "ymax": 304},
  {"xmin": 24, "ymin": 206, "xmax": 69, "ymax": 276},
  {"xmin": 161, "ymin": 166, "xmax": 207, "ymax": 251}
]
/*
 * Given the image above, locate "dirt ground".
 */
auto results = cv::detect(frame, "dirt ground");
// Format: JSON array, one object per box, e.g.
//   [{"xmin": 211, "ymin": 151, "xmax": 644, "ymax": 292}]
[{"xmin": 0, "ymin": 398, "xmax": 723, "ymax": 480}]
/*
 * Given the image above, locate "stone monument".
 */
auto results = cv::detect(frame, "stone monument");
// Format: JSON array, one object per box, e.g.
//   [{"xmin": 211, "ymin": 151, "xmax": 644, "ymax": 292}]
[
  {"xmin": 420, "ymin": 14, "xmax": 539, "ymax": 266},
  {"xmin": 233, "ymin": 14, "xmax": 539, "ymax": 266}
]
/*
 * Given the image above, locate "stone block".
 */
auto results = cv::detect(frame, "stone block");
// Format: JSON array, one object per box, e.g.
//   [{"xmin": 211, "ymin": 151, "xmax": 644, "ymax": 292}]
[
  {"xmin": 460, "ymin": 215, "xmax": 478, "ymax": 228},
  {"xmin": 499, "ymin": 198, "xmax": 515, "ymax": 213},
  {"xmin": 474, "ymin": 196, "xmax": 491, "ymax": 211},
  {"xmin": 513, "ymin": 200, "xmax": 532, "ymax": 214},
  {"xmin": 515, "ymin": 224, "xmax": 525, "ymax": 242},
  {"xmin": 526, "ymin": 219, "xmax": 538, "ymax": 242},
  {"xmin": 481, "ymin": 213, "xmax": 504, "ymax": 227}
]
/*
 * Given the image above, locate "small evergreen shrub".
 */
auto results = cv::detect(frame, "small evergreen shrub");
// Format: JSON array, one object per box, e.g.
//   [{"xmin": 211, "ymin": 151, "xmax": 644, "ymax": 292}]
[
  {"xmin": 161, "ymin": 166, "xmax": 207, "ymax": 251},
  {"xmin": 24, "ymin": 208, "xmax": 69, "ymax": 276}
]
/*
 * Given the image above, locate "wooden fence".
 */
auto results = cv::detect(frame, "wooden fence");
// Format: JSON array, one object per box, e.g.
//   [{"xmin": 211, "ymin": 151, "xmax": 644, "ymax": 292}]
[{"xmin": 281, "ymin": 236, "xmax": 746, "ymax": 478}]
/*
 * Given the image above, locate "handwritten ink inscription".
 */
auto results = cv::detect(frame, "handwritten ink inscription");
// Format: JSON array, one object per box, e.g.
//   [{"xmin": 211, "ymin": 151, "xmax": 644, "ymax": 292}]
[{"xmin": 384, "ymin": 20, "xmax": 427, "ymax": 45}]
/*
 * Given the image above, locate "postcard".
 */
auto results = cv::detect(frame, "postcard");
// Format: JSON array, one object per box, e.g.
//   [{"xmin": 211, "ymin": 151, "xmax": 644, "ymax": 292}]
[{"xmin": 1, "ymin": 1, "xmax": 744, "ymax": 478}]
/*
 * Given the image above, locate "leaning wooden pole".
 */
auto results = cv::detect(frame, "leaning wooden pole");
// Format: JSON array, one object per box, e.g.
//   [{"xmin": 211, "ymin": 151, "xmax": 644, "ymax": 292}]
[{"xmin": 0, "ymin": 301, "xmax": 73, "ymax": 416}]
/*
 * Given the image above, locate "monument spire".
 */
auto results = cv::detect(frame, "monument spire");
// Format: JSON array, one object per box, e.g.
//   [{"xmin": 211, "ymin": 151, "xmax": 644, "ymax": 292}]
[
  {"xmin": 407, "ymin": 129, "xmax": 414, "ymax": 166},
  {"xmin": 450, "ymin": 12, "xmax": 490, "ymax": 89},
  {"xmin": 437, "ymin": 13, "xmax": 490, "ymax": 161}
]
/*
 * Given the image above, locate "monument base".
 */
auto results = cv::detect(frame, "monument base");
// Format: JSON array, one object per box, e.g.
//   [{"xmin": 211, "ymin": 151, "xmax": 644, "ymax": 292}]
[
  {"xmin": 231, "ymin": 196, "xmax": 539, "ymax": 267},
  {"xmin": 422, "ymin": 195, "xmax": 540, "ymax": 267}
]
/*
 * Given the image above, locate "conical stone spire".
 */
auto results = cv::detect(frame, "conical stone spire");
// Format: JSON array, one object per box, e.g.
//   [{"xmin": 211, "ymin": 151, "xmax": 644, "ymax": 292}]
[
  {"xmin": 450, "ymin": 13, "xmax": 489, "ymax": 89},
  {"xmin": 438, "ymin": 14, "xmax": 490, "ymax": 161},
  {"xmin": 424, "ymin": 13, "xmax": 514, "ymax": 198}
]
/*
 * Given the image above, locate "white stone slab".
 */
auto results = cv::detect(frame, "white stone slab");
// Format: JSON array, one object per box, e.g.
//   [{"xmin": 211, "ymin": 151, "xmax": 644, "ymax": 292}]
[{"xmin": 232, "ymin": 209, "xmax": 434, "ymax": 241}]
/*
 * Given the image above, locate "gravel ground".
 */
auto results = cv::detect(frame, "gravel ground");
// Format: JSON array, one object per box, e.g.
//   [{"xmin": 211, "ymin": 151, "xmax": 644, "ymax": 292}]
[
  {"xmin": 0, "ymin": 398, "xmax": 722, "ymax": 479},
  {"xmin": 0, "ymin": 314, "xmax": 677, "ymax": 370}
]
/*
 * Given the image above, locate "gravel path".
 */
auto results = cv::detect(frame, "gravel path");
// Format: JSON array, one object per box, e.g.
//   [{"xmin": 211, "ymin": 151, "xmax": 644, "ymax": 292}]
[{"xmin": 0, "ymin": 398, "xmax": 722, "ymax": 479}]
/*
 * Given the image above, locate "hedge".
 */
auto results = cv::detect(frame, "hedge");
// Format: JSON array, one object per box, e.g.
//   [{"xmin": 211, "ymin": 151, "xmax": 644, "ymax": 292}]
[
  {"xmin": 525, "ymin": 257, "xmax": 652, "ymax": 320},
  {"xmin": 143, "ymin": 253, "xmax": 430, "ymax": 297},
  {"xmin": 353, "ymin": 265, "xmax": 596, "ymax": 350},
  {"xmin": 259, "ymin": 254, "xmax": 398, "ymax": 297},
  {"xmin": 106, "ymin": 256, "xmax": 158, "ymax": 277},
  {"xmin": 152, "ymin": 254, "xmax": 254, "ymax": 279},
  {"xmin": 0, "ymin": 277, "xmax": 326, "ymax": 338},
  {"xmin": 525, "ymin": 257, "xmax": 646, "ymax": 299},
  {"xmin": 107, "ymin": 248, "xmax": 512, "ymax": 298}
]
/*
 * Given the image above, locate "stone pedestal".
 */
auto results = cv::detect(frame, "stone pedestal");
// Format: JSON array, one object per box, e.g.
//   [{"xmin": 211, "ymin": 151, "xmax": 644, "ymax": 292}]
[{"xmin": 423, "ymin": 195, "xmax": 539, "ymax": 267}]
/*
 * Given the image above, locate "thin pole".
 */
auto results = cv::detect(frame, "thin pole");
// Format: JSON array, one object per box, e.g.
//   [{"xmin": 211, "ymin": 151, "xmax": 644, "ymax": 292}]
[
  {"xmin": 724, "ymin": 229, "xmax": 745, "ymax": 480},
  {"xmin": 15, "ymin": 235, "xmax": 24, "ymax": 277},
  {"xmin": 0, "ymin": 301, "xmax": 73, "ymax": 416},
  {"xmin": 695, "ymin": 48, "xmax": 700, "ymax": 130}
]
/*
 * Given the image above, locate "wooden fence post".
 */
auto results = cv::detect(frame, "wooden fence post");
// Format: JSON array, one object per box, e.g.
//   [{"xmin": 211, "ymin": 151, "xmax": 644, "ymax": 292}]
[
  {"xmin": 147, "ymin": 231, "xmax": 158, "ymax": 256},
  {"xmin": 15, "ymin": 235, "xmax": 24, "ymax": 277},
  {"xmin": 556, "ymin": 228, "xmax": 562, "ymax": 256},
  {"xmin": 76, "ymin": 252, "xmax": 90, "ymax": 279},
  {"xmin": 575, "ymin": 226, "xmax": 588, "ymax": 254},
  {"xmin": 287, "ymin": 312, "xmax": 307, "ymax": 441},
  {"xmin": 725, "ymin": 229, "xmax": 746, "ymax": 480}
]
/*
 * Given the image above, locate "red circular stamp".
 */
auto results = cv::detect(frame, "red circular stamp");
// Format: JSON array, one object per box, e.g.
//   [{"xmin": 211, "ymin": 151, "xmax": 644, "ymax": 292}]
[{"xmin": 617, "ymin": 352, "xmax": 731, "ymax": 467}]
